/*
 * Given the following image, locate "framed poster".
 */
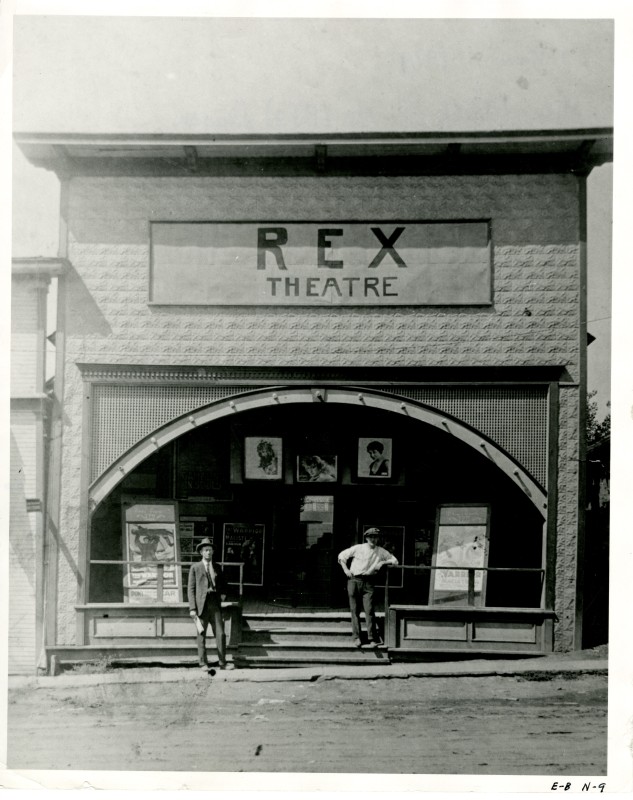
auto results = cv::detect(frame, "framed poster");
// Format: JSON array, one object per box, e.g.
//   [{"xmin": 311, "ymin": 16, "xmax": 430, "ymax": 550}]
[
  {"xmin": 430, "ymin": 504, "xmax": 490, "ymax": 606},
  {"xmin": 297, "ymin": 454, "xmax": 338, "ymax": 482},
  {"xmin": 179, "ymin": 518, "xmax": 213, "ymax": 563},
  {"xmin": 222, "ymin": 522, "xmax": 265, "ymax": 586},
  {"xmin": 244, "ymin": 436, "xmax": 283, "ymax": 481},
  {"xmin": 175, "ymin": 431, "xmax": 227, "ymax": 498},
  {"xmin": 357, "ymin": 437, "xmax": 393, "ymax": 480},
  {"xmin": 362, "ymin": 525, "xmax": 404, "ymax": 588},
  {"xmin": 122, "ymin": 498, "xmax": 182, "ymax": 604}
]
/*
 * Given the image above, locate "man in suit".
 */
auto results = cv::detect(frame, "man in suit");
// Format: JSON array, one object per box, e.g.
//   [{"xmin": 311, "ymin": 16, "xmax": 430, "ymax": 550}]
[{"xmin": 188, "ymin": 537, "xmax": 228, "ymax": 671}]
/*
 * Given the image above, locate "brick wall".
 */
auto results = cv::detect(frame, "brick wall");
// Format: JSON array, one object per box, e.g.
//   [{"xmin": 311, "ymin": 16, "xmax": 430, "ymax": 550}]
[
  {"xmin": 555, "ymin": 387, "xmax": 582, "ymax": 652},
  {"xmin": 64, "ymin": 174, "xmax": 580, "ymax": 371},
  {"xmin": 52, "ymin": 173, "xmax": 582, "ymax": 647}
]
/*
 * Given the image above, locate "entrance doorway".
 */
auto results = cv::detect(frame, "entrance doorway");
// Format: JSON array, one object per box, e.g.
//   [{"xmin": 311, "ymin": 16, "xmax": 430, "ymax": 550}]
[
  {"xmin": 88, "ymin": 390, "xmax": 546, "ymax": 615},
  {"xmin": 270, "ymin": 493, "xmax": 338, "ymax": 608}
]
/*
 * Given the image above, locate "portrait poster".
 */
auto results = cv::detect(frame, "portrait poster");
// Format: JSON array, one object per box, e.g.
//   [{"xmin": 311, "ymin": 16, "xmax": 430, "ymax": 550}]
[
  {"xmin": 222, "ymin": 522, "xmax": 265, "ymax": 586},
  {"xmin": 122, "ymin": 499, "xmax": 182, "ymax": 603},
  {"xmin": 357, "ymin": 437, "xmax": 393, "ymax": 479},
  {"xmin": 244, "ymin": 436, "xmax": 283, "ymax": 480},
  {"xmin": 363, "ymin": 525, "xmax": 404, "ymax": 588},
  {"xmin": 297, "ymin": 454, "xmax": 338, "ymax": 482}
]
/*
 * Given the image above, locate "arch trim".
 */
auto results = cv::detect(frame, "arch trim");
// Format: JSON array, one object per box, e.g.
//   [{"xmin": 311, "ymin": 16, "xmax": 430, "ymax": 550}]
[{"xmin": 88, "ymin": 386, "xmax": 547, "ymax": 515}]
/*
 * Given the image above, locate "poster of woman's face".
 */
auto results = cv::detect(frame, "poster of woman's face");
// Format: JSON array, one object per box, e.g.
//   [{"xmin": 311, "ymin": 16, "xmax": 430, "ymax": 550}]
[
  {"xmin": 297, "ymin": 454, "xmax": 338, "ymax": 483},
  {"xmin": 357, "ymin": 437, "xmax": 392, "ymax": 479},
  {"xmin": 244, "ymin": 437, "xmax": 283, "ymax": 480}
]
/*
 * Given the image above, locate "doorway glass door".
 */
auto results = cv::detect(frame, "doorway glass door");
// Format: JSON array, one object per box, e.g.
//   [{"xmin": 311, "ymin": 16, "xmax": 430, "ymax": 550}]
[
  {"xmin": 299, "ymin": 495, "xmax": 333, "ymax": 548},
  {"xmin": 296, "ymin": 495, "xmax": 335, "ymax": 606}
]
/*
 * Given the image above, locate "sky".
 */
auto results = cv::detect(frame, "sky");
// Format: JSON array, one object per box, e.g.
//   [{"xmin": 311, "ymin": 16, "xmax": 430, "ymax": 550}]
[
  {"xmin": 11, "ymin": 16, "xmax": 613, "ymax": 134},
  {"xmin": 9, "ymin": 13, "xmax": 615, "ymax": 416}
]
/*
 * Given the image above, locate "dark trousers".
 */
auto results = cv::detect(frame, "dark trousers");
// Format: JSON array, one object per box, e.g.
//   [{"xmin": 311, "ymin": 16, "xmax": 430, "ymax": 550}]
[
  {"xmin": 347, "ymin": 576, "xmax": 378, "ymax": 642},
  {"xmin": 197, "ymin": 592, "xmax": 226, "ymax": 666}
]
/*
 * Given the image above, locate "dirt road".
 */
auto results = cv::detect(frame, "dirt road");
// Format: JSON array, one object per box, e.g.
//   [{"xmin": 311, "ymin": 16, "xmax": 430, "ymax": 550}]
[{"xmin": 7, "ymin": 670, "xmax": 606, "ymax": 775}]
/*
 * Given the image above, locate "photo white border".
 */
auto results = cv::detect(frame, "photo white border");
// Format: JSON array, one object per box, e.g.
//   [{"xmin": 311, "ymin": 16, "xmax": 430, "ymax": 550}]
[{"xmin": 2, "ymin": 2, "xmax": 629, "ymax": 796}]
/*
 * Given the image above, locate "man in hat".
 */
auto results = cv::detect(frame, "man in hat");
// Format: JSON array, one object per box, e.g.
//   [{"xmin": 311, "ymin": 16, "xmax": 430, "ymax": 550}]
[
  {"xmin": 188, "ymin": 537, "xmax": 228, "ymax": 671},
  {"xmin": 337, "ymin": 528, "xmax": 398, "ymax": 647}
]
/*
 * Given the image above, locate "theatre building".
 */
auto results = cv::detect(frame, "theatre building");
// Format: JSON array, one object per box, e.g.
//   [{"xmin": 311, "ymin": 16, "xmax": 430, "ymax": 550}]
[{"xmin": 12, "ymin": 128, "xmax": 612, "ymax": 673}]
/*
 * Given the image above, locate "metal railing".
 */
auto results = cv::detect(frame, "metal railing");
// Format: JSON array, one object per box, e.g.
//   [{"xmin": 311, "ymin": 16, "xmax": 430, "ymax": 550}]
[
  {"xmin": 384, "ymin": 564, "xmax": 545, "ymax": 610},
  {"xmin": 88, "ymin": 560, "xmax": 245, "ymax": 603}
]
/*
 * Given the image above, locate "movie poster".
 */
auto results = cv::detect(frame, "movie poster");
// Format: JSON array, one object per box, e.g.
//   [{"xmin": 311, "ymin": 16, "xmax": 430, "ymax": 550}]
[
  {"xmin": 222, "ymin": 522, "xmax": 265, "ymax": 586},
  {"xmin": 122, "ymin": 500, "xmax": 182, "ymax": 603}
]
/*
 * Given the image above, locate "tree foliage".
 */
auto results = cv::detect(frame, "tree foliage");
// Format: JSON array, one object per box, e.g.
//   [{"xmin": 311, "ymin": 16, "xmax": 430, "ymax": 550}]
[{"xmin": 587, "ymin": 390, "xmax": 611, "ymax": 447}]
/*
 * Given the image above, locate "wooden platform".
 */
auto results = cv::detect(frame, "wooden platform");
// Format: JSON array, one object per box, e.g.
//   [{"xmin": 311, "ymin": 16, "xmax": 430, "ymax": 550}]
[{"xmin": 44, "ymin": 605, "xmax": 555, "ymax": 674}]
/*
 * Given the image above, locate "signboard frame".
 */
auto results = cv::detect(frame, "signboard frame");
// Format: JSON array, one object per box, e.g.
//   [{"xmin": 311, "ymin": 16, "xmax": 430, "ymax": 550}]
[{"xmin": 149, "ymin": 219, "xmax": 492, "ymax": 307}]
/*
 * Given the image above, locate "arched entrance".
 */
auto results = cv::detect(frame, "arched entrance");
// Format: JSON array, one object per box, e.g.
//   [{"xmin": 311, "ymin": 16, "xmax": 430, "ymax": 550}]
[{"xmin": 87, "ymin": 387, "xmax": 547, "ymax": 613}]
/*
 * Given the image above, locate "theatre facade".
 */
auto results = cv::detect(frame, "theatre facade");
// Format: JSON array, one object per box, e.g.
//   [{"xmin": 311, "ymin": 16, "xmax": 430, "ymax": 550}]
[{"xmin": 13, "ymin": 130, "xmax": 612, "ymax": 672}]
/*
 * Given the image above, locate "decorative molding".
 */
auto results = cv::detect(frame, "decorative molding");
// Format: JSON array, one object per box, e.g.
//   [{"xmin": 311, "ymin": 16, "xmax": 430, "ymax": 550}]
[
  {"xmin": 12, "ymin": 257, "xmax": 69, "ymax": 277},
  {"xmin": 78, "ymin": 363, "xmax": 565, "ymax": 385}
]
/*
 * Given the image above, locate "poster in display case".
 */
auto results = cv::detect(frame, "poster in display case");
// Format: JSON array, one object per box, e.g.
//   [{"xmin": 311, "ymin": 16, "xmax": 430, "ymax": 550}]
[
  {"xmin": 179, "ymin": 517, "xmax": 214, "ymax": 561},
  {"xmin": 122, "ymin": 498, "xmax": 182, "ymax": 603},
  {"xmin": 222, "ymin": 522, "xmax": 265, "ymax": 586},
  {"xmin": 430, "ymin": 504, "xmax": 490, "ymax": 606}
]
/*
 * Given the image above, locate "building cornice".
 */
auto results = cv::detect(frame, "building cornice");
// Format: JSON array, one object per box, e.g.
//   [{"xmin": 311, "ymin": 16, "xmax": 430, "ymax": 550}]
[
  {"xmin": 14, "ymin": 129, "xmax": 613, "ymax": 178},
  {"xmin": 12, "ymin": 257, "xmax": 69, "ymax": 278}
]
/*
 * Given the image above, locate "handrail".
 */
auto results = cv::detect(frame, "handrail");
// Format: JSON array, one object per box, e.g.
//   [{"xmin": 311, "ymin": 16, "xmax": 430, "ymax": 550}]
[
  {"xmin": 388, "ymin": 565, "xmax": 544, "ymax": 572},
  {"xmin": 383, "ymin": 564, "xmax": 545, "ymax": 641},
  {"xmin": 89, "ymin": 559, "xmax": 245, "ymax": 601}
]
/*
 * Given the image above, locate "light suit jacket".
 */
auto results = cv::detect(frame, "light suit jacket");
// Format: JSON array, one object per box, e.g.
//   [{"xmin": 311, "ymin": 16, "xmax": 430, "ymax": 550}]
[{"xmin": 187, "ymin": 559, "xmax": 226, "ymax": 615}]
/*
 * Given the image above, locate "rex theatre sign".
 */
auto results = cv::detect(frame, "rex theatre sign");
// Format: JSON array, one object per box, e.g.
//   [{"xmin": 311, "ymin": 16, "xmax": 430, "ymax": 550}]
[{"xmin": 150, "ymin": 221, "xmax": 491, "ymax": 306}]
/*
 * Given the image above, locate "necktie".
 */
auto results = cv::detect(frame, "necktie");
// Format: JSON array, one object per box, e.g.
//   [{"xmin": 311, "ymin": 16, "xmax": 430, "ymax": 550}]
[{"xmin": 206, "ymin": 564, "xmax": 214, "ymax": 591}]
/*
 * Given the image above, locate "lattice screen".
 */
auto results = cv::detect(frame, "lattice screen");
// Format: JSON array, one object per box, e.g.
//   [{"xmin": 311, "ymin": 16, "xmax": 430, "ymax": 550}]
[
  {"xmin": 396, "ymin": 387, "xmax": 548, "ymax": 485},
  {"xmin": 90, "ymin": 385, "xmax": 244, "ymax": 481},
  {"xmin": 90, "ymin": 383, "xmax": 548, "ymax": 486}
]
